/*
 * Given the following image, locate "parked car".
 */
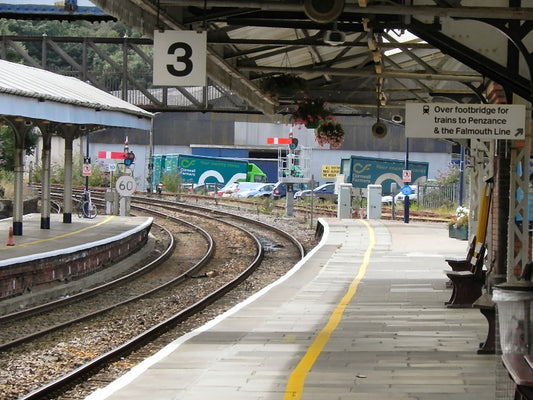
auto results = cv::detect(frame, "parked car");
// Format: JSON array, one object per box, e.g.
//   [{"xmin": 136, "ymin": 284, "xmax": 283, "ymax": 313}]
[
  {"xmin": 226, "ymin": 182, "xmax": 264, "ymax": 198},
  {"xmin": 294, "ymin": 189, "xmax": 312, "ymax": 200},
  {"xmin": 272, "ymin": 182, "xmax": 309, "ymax": 200},
  {"xmin": 394, "ymin": 185, "xmax": 418, "ymax": 203},
  {"xmin": 193, "ymin": 183, "xmax": 219, "ymax": 195},
  {"xmin": 216, "ymin": 182, "xmax": 239, "ymax": 197},
  {"xmin": 296, "ymin": 183, "xmax": 337, "ymax": 202},
  {"xmin": 234, "ymin": 183, "xmax": 275, "ymax": 198},
  {"xmin": 381, "ymin": 194, "xmax": 394, "ymax": 205}
]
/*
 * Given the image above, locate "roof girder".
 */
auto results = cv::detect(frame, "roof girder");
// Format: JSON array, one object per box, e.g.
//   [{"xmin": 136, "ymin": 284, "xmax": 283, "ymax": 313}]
[{"xmin": 90, "ymin": 0, "xmax": 533, "ymax": 115}]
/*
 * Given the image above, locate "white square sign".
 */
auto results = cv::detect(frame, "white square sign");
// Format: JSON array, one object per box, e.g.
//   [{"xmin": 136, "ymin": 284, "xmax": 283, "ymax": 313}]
[
  {"xmin": 405, "ymin": 103, "xmax": 526, "ymax": 140},
  {"xmin": 153, "ymin": 30, "xmax": 207, "ymax": 86}
]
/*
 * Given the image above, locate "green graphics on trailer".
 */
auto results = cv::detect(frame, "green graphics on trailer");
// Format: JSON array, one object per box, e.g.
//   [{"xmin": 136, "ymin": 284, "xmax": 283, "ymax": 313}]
[
  {"xmin": 152, "ymin": 154, "xmax": 179, "ymax": 185},
  {"xmin": 340, "ymin": 155, "xmax": 428, "ymax": 191},
  {"xmin": 178, "ymin": 154, "xmax": 250, "ymax": 184},
  {"xmin": 152, "ymin": 154, "xmax": 266, "ymax": 186}
]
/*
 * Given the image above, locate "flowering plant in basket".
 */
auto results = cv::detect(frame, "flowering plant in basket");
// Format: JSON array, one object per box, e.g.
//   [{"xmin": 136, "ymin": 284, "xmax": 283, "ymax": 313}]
[
  {"xmin": 315, "ymin": 119, "xmax": 345, "ymax": 149},
  {"xmin": 448, "ymin": 206, "xmax": 469, "ymax": 229},
  {"xmin": 260, "ymin": 74, "xmax": 307, "ymax": 98},
  {"xmin": 291, "ymin": 97, "xmax": 331, "ymax": 129}
]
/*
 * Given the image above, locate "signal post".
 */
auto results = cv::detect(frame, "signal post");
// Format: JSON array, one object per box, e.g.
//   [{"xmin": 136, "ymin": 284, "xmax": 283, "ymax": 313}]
[
  {"xmin": 267, "ymin": 131, "xmax": 311, "ymax": 218},
  {"xmin": 98, "ymin": 137, "xmax": 137, "ymax": 216}
]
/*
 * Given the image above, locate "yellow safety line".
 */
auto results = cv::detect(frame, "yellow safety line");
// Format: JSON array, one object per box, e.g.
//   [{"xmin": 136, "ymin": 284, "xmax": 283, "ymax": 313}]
[
  {"xmin": 0, "ymin": 216, "xmax": 116, "ymax": 250},
  {"xmin": 283, "ymin": 220, "xmax": 375, "ymax": 400}
]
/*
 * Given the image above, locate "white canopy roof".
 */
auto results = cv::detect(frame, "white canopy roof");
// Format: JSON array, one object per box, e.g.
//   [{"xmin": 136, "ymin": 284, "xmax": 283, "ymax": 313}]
[{"xmin": 0, "ymin": 59, "xmax": 152, "ymax": 131}]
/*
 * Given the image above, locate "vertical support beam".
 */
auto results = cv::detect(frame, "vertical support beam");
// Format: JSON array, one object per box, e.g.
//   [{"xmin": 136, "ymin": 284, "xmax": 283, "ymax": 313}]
[
  {"xmin": 495, "ymin": 140, "xmax": 511, "ymax": 277},
  {"xmin": 12, "ymin": 122, "xmax": 26, "ymax": 236},
  {"xmin": 41, "ymin": 34, "xmax": 47, "ymax": 69},
  {"xmin": 122, "ymin": 37, "xmax": 128, "ymax": 101},
  {"xmin": 485, "ymin": 81, "xmax": 509, "ymax": 280},
  {"xmin": 147, "ymin": 117, "xmax": 154, "ymax": 194},
  {"xmin": 39, "ymin": 124, "xmax": 52, "ymax": 229},
  {"xmin": 1, "ymin": 36, "xmax": 6, "ymax": 59},
  {"xmin": 82, "ymin": 37, "xmax": 88, "ymax": 82},
  {"xmin": 506, "ymin": 96, "xmax": 531, "ymax": 281},
  {"xmin": 63, "ymin": 127, "xmax": 75, "ymax": 223}
]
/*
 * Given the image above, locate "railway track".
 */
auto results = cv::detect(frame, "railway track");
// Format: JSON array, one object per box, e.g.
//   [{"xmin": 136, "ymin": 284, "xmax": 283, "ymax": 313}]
[
  {"xmin": 0, "ymin": 221, "xmax": 180, "ymax": 349},
  {"xmin": 1, "ymin": 192, "xmax": 307, "ymax": 400}
]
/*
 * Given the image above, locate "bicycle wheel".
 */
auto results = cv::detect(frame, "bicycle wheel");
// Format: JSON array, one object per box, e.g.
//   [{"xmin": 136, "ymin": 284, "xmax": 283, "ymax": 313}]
[
  {"xmin": 82, "ymin": 201, "xmax": 97, "ymax": 219},
  {"xmin": 77, "ymin": 202, "xmax": 84, "ymax": 218},
  {"xmin": 88, "ymin": 203, "xmax": 97, "ymax": 219}
]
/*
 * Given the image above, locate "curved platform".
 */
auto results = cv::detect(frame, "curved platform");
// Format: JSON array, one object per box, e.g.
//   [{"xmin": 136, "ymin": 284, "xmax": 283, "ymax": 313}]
[
  {"xmin": 0, "ymin": 213, "xmax": 152, "ymax": 303},
  {"xmin": 88, "ymin": 218, "xmax": 495, "ymax": 400}
]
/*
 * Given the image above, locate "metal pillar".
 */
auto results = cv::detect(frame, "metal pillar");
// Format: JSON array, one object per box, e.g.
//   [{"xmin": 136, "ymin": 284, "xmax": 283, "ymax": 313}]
[
  {"xmin": 39, "ymin": 126, "xmax": 52, "ymax": 229},
  {"xmin": 63, "ymin": 127, "xmax": 75, "ymax": 223},
  {"xmin": 12, "ymin": 123, "xmax": 26, "ymax": 235},
  {"xmin": 506, "ymin": 97, "xmax": 531, "ymax": 282}
]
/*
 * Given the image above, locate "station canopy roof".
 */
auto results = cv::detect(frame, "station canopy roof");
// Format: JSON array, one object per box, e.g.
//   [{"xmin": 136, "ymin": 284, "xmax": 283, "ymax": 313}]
[
  {"xmin": 91, "ymin": 0, "xmax": 533, "ymax": 121},
  {"xmin": 0, "ymin": 59, "xmax": 153, "ymax": 132}
]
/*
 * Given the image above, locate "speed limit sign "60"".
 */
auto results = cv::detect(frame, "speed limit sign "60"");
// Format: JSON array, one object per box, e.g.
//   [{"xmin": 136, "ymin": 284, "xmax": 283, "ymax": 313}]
[
  {"xmin": 116, "ymin": 175, "xmax": 137, "ymax": 197},
  {"xmin": 153, "ymin": 30, "xmax": 207, "ymax": 86}
]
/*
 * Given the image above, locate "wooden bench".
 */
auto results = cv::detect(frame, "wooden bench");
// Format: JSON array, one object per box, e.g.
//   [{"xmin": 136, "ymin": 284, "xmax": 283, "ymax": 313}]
[
  {"xmin": 445, "ymin": 236, "xmax": 478, "ymax": 272},
  {"xmin": 444, "ymin": 244, "xmax": 486, "ymax": 308},
  {"xmin": 502, "ymin": 354, "xmax": 533, "ymax": 400},
  {"xmin": 473, "ymin": 293, "xmax": 496, "ymax": 354}
]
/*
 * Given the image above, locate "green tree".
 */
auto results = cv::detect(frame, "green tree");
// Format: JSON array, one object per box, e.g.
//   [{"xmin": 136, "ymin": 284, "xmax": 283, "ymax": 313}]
[
  {"xmin": 34, "ymin": 156, "xmax": 108, "ymax": 187},
  {"xmin": 434, "ymin": 164, "xmax": 469, "ymax": 185},
  {"xmin": 0, "ymin": 19, "xmax": 151, "ymax": 90},
  {"xmin": 160, "ymin": 171, "xmax": 182, "ymax": 194},
  {"xmin": 0, "ymin": 125, "xmax": 39, "ymax": 171}
]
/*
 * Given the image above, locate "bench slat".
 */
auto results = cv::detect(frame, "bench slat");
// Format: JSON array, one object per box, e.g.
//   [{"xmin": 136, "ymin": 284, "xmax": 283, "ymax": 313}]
[{"xmin": 503, "ymin": 354, "xmax": 533, "ymax": 386}]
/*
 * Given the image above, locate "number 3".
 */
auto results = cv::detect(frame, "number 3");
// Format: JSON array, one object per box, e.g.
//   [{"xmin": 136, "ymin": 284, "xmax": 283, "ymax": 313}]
[{"xmin": 167, "ymin": 42, "xmax": 193, "ymax": 77}]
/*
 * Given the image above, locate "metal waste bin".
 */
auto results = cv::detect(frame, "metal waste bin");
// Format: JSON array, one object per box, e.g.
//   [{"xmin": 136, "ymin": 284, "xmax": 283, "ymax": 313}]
[{"xmin": 493, "ymin": 282, "xmax": 533, "ymax": 354}]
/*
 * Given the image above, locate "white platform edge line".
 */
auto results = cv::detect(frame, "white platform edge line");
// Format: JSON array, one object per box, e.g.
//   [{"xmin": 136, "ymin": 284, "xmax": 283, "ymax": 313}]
[{"xmin": 86, "ymin": 218, "xmax": 332, "ymax": 400}]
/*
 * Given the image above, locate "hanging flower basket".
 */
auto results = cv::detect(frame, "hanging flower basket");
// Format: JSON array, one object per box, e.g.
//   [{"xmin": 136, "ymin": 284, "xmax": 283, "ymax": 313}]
[
  {"xmin": 315, "ymin": 119, "xmax": 345, "ymax": 149},
  {"xmin": 259, "ymin": 74, "xmax": 307, "ymax": 98},
  {"xmin": 291, "ymin": 97, "xmax": 331, "ymax": 129}
]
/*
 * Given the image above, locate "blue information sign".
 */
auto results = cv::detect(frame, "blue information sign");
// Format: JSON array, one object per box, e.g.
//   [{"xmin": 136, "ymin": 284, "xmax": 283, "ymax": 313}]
[{"xmin": 401, "ymin": 185, "xmax": 413, "ymax": 196}]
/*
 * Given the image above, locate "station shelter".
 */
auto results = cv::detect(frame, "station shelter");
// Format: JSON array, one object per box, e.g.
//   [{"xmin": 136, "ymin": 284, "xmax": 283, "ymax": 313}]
[{"xmin": 0, "ymin": 59, "xmax": 153, "ymax": 235}]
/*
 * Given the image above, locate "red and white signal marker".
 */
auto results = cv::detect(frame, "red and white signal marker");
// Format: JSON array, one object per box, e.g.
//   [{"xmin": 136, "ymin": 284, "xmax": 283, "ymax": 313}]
[
  {"xmin": 98, "ymin": 151, "xmax": 127, "ymax": 160},
  {"xmin": 267, "ymin": 137, "xmax": 293, "ymax": 145}
]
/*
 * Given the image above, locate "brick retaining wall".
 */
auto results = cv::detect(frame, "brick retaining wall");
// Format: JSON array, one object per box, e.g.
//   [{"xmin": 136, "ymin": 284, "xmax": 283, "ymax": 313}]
[{"xmin": 0, "ymin": 221, "xmax": 151, "ymax": 299}]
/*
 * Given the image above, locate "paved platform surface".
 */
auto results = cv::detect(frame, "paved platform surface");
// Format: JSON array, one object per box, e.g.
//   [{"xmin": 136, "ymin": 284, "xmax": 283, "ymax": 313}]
[
  {"xmin": 0, "ymin": 213, "xmax": 151, "ymax": 266},
  {"xmin": 88, "ymin": 218, "xmax": 498, "ymax": 400}
]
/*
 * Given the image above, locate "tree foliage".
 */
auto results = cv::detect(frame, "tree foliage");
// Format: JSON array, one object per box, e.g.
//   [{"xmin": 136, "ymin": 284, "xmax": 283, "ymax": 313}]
[
  {"xmin": 0, "ymin": 125, "xmax": 39, "ymax": 171},
  {"xmin": 0, "ymin": 19, "xmax": 149, "ymax": 177},
  {"xmin": 0, "ymin": 19, "xmax": 151, "ymax": 90},
  {"xmin": 434, "ymin": 164, "xmax": 468, "ymax": 185},
  {"xmin": 160, "ymin": 171, "xmax": 182, "ymax": 194}
]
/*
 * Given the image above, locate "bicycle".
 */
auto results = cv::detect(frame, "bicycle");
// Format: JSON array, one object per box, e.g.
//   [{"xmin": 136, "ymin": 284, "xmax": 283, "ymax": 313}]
[{"xmin": 77, "ymin": 189, "xmax": 97, "ymax": 219}]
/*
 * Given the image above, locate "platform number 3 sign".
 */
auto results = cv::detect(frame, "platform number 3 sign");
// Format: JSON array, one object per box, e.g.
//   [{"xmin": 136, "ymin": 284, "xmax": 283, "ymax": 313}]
[{"xmin": 153, "ymin": 31, "xmax": 207, "ymax": 86}]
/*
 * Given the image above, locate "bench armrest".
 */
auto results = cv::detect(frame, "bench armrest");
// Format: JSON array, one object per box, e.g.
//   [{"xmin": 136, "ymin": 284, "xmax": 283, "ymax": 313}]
[
  {"xmin": 473, "ymin": 293, "xmax": 495, "ymax": 309},
  {"xmin": 503, "ymin": 354, "xmax": 533, "ymax": 386},
  {"xmin": 446, "ymin": 259, "xmax": 471, "ymax": 271}
]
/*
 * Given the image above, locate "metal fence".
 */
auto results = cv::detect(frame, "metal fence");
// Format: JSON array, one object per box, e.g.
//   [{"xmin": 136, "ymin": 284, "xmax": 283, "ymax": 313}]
[{"xmin": 417, "ymin": 183, "xmax": 469, "ymax": 210}]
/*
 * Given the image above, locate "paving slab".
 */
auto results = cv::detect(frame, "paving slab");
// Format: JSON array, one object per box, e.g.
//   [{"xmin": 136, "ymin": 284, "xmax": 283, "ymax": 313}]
[{"xmin": 90, "ymin": 218, "xmax": 498, "ymax": 400}]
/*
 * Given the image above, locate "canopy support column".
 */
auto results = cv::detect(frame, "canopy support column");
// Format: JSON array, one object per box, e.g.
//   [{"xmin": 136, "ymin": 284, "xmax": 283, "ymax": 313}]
[
  {"xmin": 62, "ymin": 127, "xmax": 75, "ymax": 223},
  {"xmin": 38, "ymin": 125, "xmax": 52, "ymax": 229},
  {"xmin": 12, "ymin": 121, "xmax": 26, "ymax": 235}
]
